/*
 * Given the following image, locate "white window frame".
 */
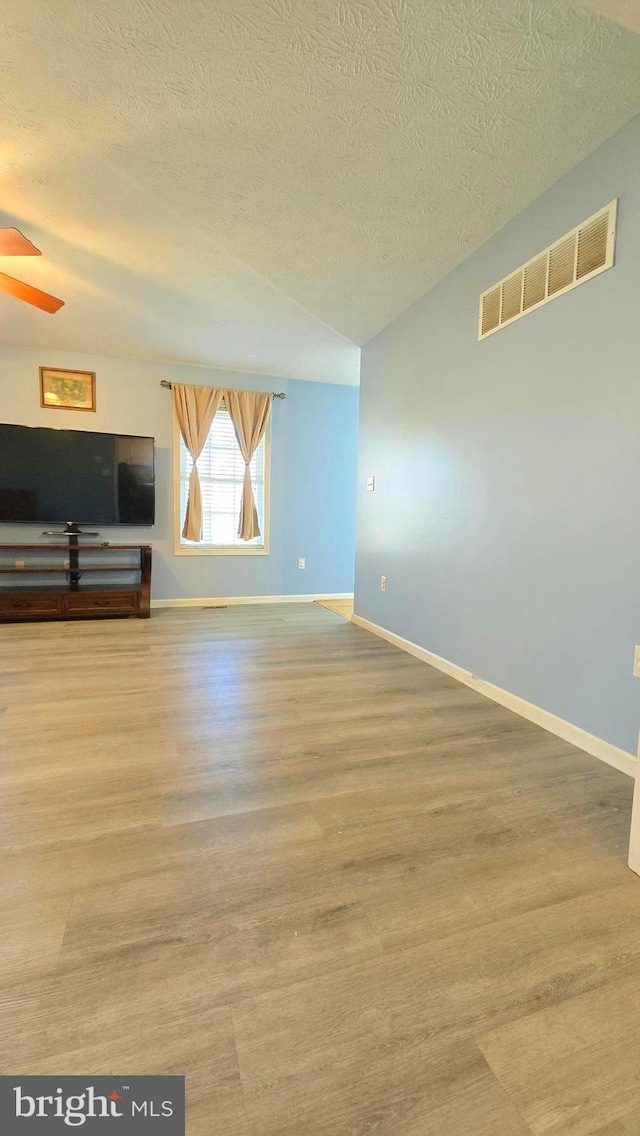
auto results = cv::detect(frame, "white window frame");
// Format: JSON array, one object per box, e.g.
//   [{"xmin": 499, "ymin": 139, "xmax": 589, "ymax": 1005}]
[{"xmin": 173, "ymin": 403, "xmax": 271, "ymax": 556}]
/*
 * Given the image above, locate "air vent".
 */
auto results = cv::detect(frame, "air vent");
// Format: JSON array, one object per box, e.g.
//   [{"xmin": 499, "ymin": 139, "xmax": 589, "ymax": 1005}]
[
  {"xmin": 523, "ymin": 253, "xmax": 547, "ymax": 311},
  {"xmin": 501, "ymin": 271, "xmax": 523, "ymax": 322},
  {"xmin": 548, "ymin": 233, "xmax": 576, "ymax": 296},
  {"xmin": 481, "ymin": 286, "xmax": 501, "ymax": 336},
  {"xmin": 576, "ymin": 211, "xmax": 610, "ymax": 280},
  {"xmin": 478, "ymin": 200, "xmax": 617, "ymax": 340}
]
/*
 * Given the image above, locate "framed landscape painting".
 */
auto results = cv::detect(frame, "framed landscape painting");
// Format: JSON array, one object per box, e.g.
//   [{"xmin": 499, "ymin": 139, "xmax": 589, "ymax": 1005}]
[{"xmin": 39, "ymin": 367, "xmax": 96, "ymax": 412}]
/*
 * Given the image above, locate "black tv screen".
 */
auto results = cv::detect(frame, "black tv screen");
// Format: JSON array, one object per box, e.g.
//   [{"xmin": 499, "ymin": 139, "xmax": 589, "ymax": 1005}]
[{"xmin": 0, "ymin": 423, "xmax": 155, "ymax": 526}]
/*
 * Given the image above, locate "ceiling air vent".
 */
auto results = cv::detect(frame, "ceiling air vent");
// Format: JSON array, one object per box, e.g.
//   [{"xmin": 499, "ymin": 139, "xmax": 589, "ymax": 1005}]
[{"xmin": 478, "ymin": 200, "xmax": 617, "ymax": 340}]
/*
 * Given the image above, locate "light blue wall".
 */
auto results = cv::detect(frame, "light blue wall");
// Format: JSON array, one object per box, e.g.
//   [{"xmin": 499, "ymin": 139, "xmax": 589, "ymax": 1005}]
[
  {"xmin": 356, "ymin": 112, "xmax": 640, "ymax": 755},
  {"xmin": 0, "ymin": 345, "xmax": 358, "ymax": 600}
]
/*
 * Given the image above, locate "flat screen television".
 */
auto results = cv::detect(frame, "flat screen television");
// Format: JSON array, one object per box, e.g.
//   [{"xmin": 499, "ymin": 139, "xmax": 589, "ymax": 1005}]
[{"xmin": 0, "ymin": 423, "xmax": 155, "ymax": 526}]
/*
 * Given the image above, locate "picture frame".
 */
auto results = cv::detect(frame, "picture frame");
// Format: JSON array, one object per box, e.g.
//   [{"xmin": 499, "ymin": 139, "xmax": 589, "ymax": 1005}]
[{"xmin": 39, "ymin": 366, "xmax": 96, "ymax": 412}]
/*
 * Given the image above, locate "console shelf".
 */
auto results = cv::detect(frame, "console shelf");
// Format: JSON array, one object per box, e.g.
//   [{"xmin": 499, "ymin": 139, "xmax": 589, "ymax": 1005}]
[
  {"xmin": 0, "ymin": 565, "xmax": 145, "ymax": 573},
  {"xmin": 0, "ymin": 543, "xmax": 152, "ymax": 622}
]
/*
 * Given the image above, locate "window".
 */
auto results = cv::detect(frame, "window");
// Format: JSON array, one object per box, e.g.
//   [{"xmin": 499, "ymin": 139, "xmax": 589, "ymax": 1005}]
[{"xmin": 175, "ymin": 398, "xmax": 269, "ymax": 554}]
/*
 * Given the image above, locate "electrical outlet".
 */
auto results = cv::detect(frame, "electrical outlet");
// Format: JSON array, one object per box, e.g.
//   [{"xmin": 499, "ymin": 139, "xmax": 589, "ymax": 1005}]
[
  {"xmin": 14, "ymin": 559, "xmax": 24, "ymax": 569},
  {"xmin": 367, "ymin": 476, "xmax": 375, "ymax": 491},
  {"xmin": 634, "ymin": 645, "xmax": 640, "ymax": 678},
  {"xmin": 297, "ymin": 557, "xmax": 305, "ymax": 570},
  {"xmin": 380, "ymin": 575, "xmax": 387, "ymax": 592}
]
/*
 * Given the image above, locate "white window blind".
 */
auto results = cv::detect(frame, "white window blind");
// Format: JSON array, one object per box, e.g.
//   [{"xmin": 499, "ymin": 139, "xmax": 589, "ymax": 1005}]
[{"xmin": 179, "ymin": 400, "xmax": 266, "ymax": 548}]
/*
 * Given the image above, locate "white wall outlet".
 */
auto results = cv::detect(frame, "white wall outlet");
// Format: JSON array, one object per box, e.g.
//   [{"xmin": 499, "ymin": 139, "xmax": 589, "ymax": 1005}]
[
  {"xmin": 297, "ymin": 557, "xmax": 305, "ymax": 570},
  {"xmin": 380, "ymin": 575, "xmax": 387, "ymax": 592},
  {"xmin": 634, "ymin": 645, "xmax": 640, "ymax": 678},
  {"xmin": 366, "ymin": 475, "xmax": 375, "ymax": 492},
  {"xmin": 14, "ymin": 559, "xmax": 24, "ymax": 569}
]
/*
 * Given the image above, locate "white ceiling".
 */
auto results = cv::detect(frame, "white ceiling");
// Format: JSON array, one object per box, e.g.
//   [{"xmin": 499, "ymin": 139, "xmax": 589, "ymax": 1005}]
[
  {"xmin": 580, "ymin": 1, "xmax": 640, "ymax": 34},
  {"xmin": 0, "ymin": 0, "xmax": 640, "ymax": 385}
]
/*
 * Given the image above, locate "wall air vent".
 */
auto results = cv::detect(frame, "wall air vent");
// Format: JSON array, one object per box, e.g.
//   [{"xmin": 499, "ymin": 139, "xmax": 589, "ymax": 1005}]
[{"xmin": 478, "ymin": 200, "xmax": 617, "ymax": 341}]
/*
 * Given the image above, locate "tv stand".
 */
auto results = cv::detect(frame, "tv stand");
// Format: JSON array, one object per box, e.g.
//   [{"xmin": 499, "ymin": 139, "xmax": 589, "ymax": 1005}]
[
  {"xmin": 41, "ymin": 523, "xmax": 100, "ymax": 590},
  {"xmin": 0, "ymin": 542, "xmax": 152, "ymax": 621}
]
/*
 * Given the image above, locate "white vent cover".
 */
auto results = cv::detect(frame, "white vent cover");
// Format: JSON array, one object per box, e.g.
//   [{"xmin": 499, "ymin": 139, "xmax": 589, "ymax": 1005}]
[{"xmin": 478, "ymin": 200, "xmax": 617, "ymax": 340}]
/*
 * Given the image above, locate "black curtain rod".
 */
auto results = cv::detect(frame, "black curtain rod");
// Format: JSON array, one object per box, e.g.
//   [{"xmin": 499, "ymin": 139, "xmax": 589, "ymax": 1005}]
[{"xmin": 160, "ymin": 379, "xmax": 285, "ymax": 399}]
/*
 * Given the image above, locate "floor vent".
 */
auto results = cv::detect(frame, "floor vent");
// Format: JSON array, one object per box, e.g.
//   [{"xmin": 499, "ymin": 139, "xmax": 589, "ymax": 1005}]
[{"xmin": 478, "ymin": 200, "xmax": 617, "ymax": 341}]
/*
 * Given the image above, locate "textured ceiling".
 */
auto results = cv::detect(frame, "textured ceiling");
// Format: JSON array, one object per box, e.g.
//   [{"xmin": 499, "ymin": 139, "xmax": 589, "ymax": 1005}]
[
  {"xmin": 0, "ymin": 1, "xmax": 640, "ymax": 384},
  {"xmin": 580, "ymin": 1, "xmax": 640, "ymax": 34}
]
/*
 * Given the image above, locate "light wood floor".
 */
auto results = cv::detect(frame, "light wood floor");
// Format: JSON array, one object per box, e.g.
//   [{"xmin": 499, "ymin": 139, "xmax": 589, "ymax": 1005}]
[
  {"xmin": 315, "ymin": 597, "xmax": 354, "ymax": 619},
  {"xmin": 1, "ymin": 603, "xmax": 638, "ymax": 1135}
]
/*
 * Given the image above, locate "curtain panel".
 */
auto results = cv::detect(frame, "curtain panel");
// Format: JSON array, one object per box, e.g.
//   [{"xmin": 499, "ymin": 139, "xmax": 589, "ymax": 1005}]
[
  {"xmin": 224, "ymin": 389, "xmax": 272, "ymax": 541},
  {"xmin": 172, "ymin": 383, "xmax": 223, "ymax": 541}
]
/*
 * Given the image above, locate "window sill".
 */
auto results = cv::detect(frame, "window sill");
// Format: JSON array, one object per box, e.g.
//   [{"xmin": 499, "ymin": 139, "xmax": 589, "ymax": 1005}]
[{"xmin": 174, "ymin": 543, "xmax": 270, "ymax": 556}]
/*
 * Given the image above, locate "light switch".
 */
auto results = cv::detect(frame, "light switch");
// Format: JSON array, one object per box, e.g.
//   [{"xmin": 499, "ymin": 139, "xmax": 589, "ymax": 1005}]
[{"xmin": 366, "ymin": 476, "xmax": 375, "ymax": 491}]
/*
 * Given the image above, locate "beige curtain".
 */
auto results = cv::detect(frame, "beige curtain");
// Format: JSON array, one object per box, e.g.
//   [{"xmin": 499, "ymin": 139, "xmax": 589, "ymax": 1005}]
[
  {"xmin": 173, "ymin": 383, "xmax": 223, "ymax": 542},
  {"xmin": 224, "ymin": 389, "xmax": 272, "ymax": 540}
]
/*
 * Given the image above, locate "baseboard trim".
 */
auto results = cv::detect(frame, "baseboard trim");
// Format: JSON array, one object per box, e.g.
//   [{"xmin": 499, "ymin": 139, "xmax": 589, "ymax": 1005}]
[
  {"xmin": 351, "ymin": 613, "xmax": 635, "ymax": 779},
  {"xmin": 152, "ymin": 593, "xmax": 354, "ymax": 609}
]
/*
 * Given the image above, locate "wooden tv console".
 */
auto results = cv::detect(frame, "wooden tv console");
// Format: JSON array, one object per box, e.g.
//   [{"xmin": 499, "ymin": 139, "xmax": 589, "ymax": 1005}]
[{"xmin": 0, "ymin": 543, "xmax": 152, "ymax": 622}]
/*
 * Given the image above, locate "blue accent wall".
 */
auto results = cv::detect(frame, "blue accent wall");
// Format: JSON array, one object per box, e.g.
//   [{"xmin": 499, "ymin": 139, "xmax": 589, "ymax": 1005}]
[
  {"xmin": 0, "ymin": 346, "xmax": 358, "ymax": 600},
  {"xmin": 356, "ymin": 113, "xmax": 640, "ymax": 755}
]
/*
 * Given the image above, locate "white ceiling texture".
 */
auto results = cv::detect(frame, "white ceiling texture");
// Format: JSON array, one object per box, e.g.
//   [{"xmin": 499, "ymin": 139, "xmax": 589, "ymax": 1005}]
[
  {"xmin": 581, "ymin": 1, "xmax": 640, "ymax": 35},
  {"xmin": 0, "ymin": 0, "xmax": 640, "ymax": 385}
]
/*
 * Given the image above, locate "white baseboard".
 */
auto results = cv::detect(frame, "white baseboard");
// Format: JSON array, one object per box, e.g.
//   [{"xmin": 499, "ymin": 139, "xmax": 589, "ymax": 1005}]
[
  {"xmin": 351, "ymin": 613, "xmax": 635, "ymax": 779},
  {"xmin": 152, "ymin": 593, "xmax": 353, "ymax": 609}
]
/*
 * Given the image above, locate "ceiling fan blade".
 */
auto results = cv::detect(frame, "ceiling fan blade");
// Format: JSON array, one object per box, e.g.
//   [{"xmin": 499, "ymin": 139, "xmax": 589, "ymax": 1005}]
[
  {"xmin": 0, "ymin": 272, "xmax": 64, "ymax": 313},
  {"xmin": 0, "ymin": 228, "xmax": 41, "ymax": 256}
]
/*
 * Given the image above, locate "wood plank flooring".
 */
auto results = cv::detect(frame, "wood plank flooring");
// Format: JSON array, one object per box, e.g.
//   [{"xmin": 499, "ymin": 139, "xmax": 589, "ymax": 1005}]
[
  {"xmin": 315, "ymin": 597, "xmax": 354, "ymax": 619},
  {"xmin": 0, "ymin": 602, "xmax": 638, "ymax": 1134}
]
